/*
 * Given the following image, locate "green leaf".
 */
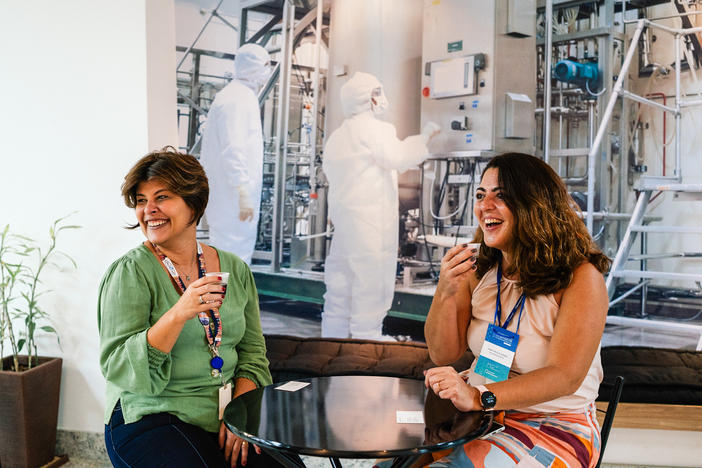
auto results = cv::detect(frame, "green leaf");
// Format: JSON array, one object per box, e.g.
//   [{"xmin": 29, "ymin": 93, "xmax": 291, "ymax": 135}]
[
  {"xmin": 55, "ymin": 250, "xmax": 78, "ymax": 268},
  {"xmin": 40, "ymin": 325, "xmax": 57, "ymax": 334},
  {"xmin": 57, "ymin": 225, "xmax": 81, "ymax": 231},
  {"xmin": 17, "ymin": 338, "xmax": 25, "ymax": 352}
]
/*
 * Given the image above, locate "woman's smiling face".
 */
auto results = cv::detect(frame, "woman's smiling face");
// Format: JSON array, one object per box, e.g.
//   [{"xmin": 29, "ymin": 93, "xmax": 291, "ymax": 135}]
[
  {"xmin": 474, "ymin": 167, "xmax": 515, "ymax": 255},
  {"xmin": 135, "ymin": 178, "xmax": 195, "ymax": 248}
]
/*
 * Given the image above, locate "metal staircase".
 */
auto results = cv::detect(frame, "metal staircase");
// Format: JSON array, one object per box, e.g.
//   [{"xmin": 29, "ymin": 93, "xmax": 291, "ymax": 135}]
[{"xmin": 587, "ymin": 17, "xmax": 702, "ymax": 350}]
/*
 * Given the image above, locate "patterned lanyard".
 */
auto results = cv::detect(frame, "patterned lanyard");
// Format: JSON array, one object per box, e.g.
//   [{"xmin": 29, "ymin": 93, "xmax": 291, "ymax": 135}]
[{"xmin": 151, "ymin": 242, "xmax": 224, "ymax": 378}]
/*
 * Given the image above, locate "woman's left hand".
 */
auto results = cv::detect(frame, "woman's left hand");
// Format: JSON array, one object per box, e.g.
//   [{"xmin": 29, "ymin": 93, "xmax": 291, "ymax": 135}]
[
  {"xmin": 424, "ymin": 366, "xmax": 480, "ymax": 412},
  {"xmin": 219, "ymin": 421, "xmax": 260, "ymax": 467}
]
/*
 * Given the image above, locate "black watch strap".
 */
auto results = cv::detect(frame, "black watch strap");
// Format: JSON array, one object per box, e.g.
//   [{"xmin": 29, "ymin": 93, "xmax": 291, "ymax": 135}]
[{"xmin": 476, "ymin": 384, "xmax": 497, "ymax": 411}]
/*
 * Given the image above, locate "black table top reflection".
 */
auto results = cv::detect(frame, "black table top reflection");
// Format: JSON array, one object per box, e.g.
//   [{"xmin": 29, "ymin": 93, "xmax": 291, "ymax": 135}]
[{"xmin": 223, "ymin": 375, "xmax": 493, "ymax": 460}]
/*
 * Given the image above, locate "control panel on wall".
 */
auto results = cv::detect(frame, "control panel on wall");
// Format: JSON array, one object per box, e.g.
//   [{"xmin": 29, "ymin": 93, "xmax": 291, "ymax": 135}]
[{"xmin": 423, "ymin": 53, "xmax": 487, "ymax": 151}]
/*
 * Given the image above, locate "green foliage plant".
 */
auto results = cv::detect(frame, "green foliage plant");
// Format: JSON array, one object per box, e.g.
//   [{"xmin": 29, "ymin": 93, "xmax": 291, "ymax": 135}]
[{"xmin": 0, "ymin": 214, "xmax": 79, "ymax": 372}]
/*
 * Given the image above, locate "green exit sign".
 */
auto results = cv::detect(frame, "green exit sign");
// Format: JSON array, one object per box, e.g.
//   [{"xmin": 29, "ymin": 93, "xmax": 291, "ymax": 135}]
[{"xmin": 448, "ymin": 40, "xmax": 463, "ymax": 52}]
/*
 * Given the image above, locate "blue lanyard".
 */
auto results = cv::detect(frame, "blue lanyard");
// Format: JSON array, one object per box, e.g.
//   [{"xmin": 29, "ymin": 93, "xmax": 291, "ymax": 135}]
[{"xmin": 494, "ymin": 262, "xmax": 526, "ymax": 333}]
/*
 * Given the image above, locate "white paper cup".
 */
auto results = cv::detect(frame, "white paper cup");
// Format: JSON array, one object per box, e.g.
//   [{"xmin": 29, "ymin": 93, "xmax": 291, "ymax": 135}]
[
  {"xmin": 464, "ymin": 243, "xmax": 481, "ymax": 252},
  {"xmin": 205, "ymin": 272, "xmax": 229, "ymax": 286}
]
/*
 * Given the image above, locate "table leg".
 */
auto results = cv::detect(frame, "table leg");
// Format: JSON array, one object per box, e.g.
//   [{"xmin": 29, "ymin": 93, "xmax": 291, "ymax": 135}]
[
  {"xmin": 261, "ymin": 447, "xmax": 306, "ymax": 468},
  {"xmin": 328, "ymin": 457, "xmax": 343, "ymax": 467}
]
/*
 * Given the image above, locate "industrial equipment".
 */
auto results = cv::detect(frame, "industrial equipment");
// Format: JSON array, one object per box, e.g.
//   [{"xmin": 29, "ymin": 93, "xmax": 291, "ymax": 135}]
[{"xmin": 176, "ymin": 0, "xmax": 702, "ymax": 338}]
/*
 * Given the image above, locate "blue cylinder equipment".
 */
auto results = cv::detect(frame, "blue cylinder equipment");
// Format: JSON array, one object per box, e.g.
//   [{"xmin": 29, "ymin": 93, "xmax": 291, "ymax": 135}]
[{"xmin": 553, "ymin": 59, "xmax": 600, "ymax": 92}]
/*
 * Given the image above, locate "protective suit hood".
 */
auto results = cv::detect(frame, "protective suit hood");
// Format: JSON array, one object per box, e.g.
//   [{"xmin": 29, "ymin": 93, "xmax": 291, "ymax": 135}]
[
  {"xmin": 340, "ymin": 72, "xmax": 388, "ymax": 118},
  {"xmin": 233, "ymin": 43, "xmax": 271, "ymax": 91}
]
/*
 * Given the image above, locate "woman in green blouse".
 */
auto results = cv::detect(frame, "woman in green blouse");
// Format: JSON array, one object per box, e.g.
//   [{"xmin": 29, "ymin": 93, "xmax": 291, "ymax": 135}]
[{"xmin": 99, "ymin": 148, "xmax": 280, "ymax": 468}]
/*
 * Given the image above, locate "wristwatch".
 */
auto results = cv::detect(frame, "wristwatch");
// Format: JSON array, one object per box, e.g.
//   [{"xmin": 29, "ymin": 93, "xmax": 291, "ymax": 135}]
[{"xmin": 476, "ymin": 385, "xmax": 497, "ymax": 411}]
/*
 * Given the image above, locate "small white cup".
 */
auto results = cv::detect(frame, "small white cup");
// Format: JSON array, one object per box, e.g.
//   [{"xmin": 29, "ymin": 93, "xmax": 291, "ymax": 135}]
[
  {"xmin": 205, "ymin": 272, "xmax": 229, "ymax": 289},
  {"xmin": 464, "ymin": 243, "xmax": 481, "ymax": 252}
]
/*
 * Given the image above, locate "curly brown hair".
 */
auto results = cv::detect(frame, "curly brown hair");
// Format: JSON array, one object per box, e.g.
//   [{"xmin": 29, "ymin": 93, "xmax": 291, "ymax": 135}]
[
  {"xmin": 474, "ymin": 153, "xmax": 610, "ymax": 297},
  {"xmin": 121, "ymin": 147, "xmax": 209, "ymax": 229}
]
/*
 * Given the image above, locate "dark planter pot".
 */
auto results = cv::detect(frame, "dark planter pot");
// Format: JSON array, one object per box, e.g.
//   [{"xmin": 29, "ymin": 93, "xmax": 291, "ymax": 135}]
[{"xmin": 0, "ymin": 356, "xmax": 62, "ymax": 468}]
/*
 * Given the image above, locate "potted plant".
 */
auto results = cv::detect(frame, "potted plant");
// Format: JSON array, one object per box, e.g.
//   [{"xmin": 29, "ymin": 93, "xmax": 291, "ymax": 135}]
[{"xmin": 0, "ymin": 215, "xmax": 79, "ymax": 468}]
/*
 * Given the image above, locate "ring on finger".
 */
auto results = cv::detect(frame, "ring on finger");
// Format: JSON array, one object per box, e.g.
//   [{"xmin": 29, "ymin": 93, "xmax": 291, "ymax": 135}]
[{"xmin": 199, "ymin": 295, "xmax": 205, "ymax": 305}]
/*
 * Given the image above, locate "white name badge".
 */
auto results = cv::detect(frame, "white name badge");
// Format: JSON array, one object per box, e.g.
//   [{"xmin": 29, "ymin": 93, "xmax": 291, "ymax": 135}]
[
  {"xmin": 474, "ymin": 324, "xmax": 519, "ymax": 382},
  {"xmin": 218, "ymin": 382, "xmax": 232, "ymax": 420}
]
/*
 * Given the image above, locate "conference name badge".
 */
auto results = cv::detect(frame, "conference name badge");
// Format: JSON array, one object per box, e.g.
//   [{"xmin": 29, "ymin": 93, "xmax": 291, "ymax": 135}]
[{"xmin": 474, "ymin": 324, "xmax": 519, "ymax": 382}]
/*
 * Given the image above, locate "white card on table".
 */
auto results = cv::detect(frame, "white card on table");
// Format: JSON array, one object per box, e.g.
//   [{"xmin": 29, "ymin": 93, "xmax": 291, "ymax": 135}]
[
  {"xmin": 396, "ymin": 411, "xmax": 424, "ymax": 424},
  {"xmin": 275, "ymin": 381, "xmax": 310, "ymax": 392}
]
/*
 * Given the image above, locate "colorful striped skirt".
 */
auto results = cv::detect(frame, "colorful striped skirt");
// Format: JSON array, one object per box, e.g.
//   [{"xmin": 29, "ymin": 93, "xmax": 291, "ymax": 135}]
[{"xmin": 428, "ymin": 403, "xmax": 601, "ymax": 468}]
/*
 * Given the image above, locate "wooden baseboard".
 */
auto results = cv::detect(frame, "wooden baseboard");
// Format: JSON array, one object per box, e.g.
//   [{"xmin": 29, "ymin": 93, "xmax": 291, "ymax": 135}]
[{"xmin": 596, "ymin": 402, "xmax": 702, "ymax": 431}]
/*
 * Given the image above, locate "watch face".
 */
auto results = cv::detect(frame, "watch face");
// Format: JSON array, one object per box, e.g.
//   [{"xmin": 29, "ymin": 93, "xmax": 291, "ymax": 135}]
[{"xmin": 481, "ymin": 391, "xmax": 497, "ymax": 409}]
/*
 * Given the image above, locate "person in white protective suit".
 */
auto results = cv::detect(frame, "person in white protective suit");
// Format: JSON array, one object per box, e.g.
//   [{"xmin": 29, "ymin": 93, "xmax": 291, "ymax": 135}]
[
  {"xmin": 200, "ymin": 43, "xmax": 270, "ymax": 264},
  {"xmin": 321, "ymin": 71, "xmax": 440, "ymax": 339}
]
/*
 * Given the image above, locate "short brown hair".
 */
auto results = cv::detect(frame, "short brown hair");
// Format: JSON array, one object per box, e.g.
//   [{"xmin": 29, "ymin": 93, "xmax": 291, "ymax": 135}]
[
  {"xmin": 121, "ymin": 147, "xmax": 209, "ymax": 229},
  {"xmin": 474, "ymin": 153, "xmax": 610, "ymax": 297}
]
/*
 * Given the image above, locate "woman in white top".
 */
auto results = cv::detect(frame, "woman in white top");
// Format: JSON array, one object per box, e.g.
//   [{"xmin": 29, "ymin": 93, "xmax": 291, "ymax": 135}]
[{"xmin": 423, "ymin": 153, "xmax": 611, "ymax": 468}]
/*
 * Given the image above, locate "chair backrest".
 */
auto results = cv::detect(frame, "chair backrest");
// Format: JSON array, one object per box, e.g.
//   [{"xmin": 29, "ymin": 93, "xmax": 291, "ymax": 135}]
[{"xmin": 596, "ymin": 376, "xmax": 625, "ymax": 468}]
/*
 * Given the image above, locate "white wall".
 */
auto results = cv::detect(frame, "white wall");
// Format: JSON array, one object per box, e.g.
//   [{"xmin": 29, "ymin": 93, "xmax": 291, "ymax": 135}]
[{"xmin": 0, "ymin": 0, "xmax": 177, "ymax": 432}]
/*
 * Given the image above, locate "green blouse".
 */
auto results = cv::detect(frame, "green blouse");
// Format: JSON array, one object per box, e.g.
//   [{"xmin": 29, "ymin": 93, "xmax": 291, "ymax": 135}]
[{"xmin": 98, "ymin": 244, "xmax": 272, "ymax": 433}]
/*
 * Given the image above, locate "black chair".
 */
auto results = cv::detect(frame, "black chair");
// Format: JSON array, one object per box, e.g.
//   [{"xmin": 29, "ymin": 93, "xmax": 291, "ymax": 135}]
[{"xmin": 596, "ymin": 376, "xmax": 625, "ymax": 468}]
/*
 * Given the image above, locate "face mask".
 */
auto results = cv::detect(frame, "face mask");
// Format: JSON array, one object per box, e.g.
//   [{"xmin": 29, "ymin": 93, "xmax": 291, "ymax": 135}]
[
  {"xmin": 371, "ymin": 86, "xmax": 388, "ymax": 116},
  {"xmin": 256, "ymin": 64, "xmax": 272, "ymax": 87}
]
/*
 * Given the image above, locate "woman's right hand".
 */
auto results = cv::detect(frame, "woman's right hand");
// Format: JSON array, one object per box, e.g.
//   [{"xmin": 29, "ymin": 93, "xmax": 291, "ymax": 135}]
[
  {"xmin": 172, "ymin": 275, "xmax": 226, "ymax": 323},
  {"xmin": 435, "ymin": 244, "xmax": 478, "ymax": 299}
]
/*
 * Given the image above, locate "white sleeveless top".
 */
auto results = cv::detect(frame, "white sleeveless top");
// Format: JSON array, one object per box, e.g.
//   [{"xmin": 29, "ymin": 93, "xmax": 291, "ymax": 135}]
[{"xmin": 465, "ymin": 266, "xmax": 602, "ymax": 413}]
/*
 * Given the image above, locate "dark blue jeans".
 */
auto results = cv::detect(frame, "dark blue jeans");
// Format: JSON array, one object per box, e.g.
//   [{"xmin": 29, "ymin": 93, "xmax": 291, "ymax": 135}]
[{"xmin": 105, "ymin": 401, "xmax": 282, "ymax": 468}]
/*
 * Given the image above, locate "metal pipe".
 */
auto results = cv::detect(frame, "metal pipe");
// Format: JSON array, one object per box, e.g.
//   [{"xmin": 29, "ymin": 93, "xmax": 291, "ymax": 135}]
[
  {"xmin": 680, "ymin": 98, "xmax": 702, "ymax": 107},
  {"xmin": 620, "ymin": 90, "xmax": 677, "ymax": 114},
  {"xmin": 246, "ymin": 14, "xmax": 281, "ymax": 44},
  {"xmin": 177, "ymin": 0, "xmax": 225, "ymax": 71},
  {"xmin": 279, "ymin": 1, "xmax": 296, "ymax": 266},
  {"xmin": 558, "ymin": 82, "xmax": 564, "ymax": 175},
  {"xmin": 640, "ymin": 232, "xmax": 648, "ymax": 317},
  {"xmin": 605, "ymin": 189, "xmax": 650, "ymax": 298},
  {"xmin": 239, "ymin": 7, "xmax": 248, "ymax": 47},
  {"xmin": 562, "ymin": 175, "xmax": 588, "ymax": 184},
  {"xmin": 588, "ymin": 100, "xmax": 595, "ymax": 148},
  {"xmin": 586, "ymin": 19, "xmax": 646, "ymax": 234},
  {"xmin": 258, "ymin": 62, "xmax": 281, "ymax": 106},
  {"xmin": 543, "ymin": 0, "xmax": 553, "ymax": 164},
  {"xmin": 623, "ymin": 10, "xmax": 702, "ymax": 24},
  {"xmin": 605, "ymin": 315, "xmax": 702, "ymax": 344},
  {"xmin": 186, "ymin": 53, "xmax": 201, "ymax": 152},
  {"xmin": 271, "ymin": 1, "xmax": 292, "ymax": 271},
  {"xmin": 675, "ymin": 33, "xmax": 682, "ymax": 180},
  {"xmin": 308, "ymin": 0, "xmax": 325, "ymax": 261},
  {"xmin": 608, "ymin": 280, "xmax": 649, "ymax": 307},
  {"xmin": 646, "ymin": 19, "xmax": 702, "ymax": 36},
  {"xmin": 212, "ymin": 10, "xmax": 238, "ymax": 32},
  {"xmin": 309, "ymin": 0, "xmax": 323, "ymax": 160},
  {"xmin": 296, "ymin": 230, "xmax": 333, "ymax": 241}
]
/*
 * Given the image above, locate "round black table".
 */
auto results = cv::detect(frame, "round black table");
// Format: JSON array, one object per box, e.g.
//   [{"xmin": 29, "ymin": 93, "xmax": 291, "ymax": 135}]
[{"xmin": 223, "ymin": 375, "xmax": 493, "ymax": 468}]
